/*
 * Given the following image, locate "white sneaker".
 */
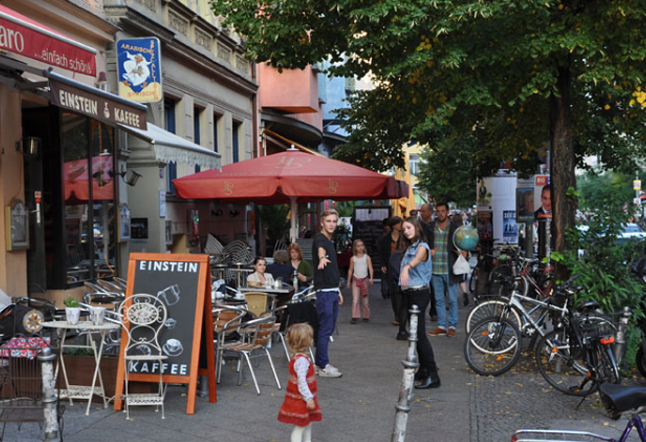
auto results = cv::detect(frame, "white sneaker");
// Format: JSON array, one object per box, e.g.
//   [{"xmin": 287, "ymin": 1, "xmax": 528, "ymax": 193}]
[{"xmin": 316, "ymin": 364, "xmax": 342, "ymax": 378}]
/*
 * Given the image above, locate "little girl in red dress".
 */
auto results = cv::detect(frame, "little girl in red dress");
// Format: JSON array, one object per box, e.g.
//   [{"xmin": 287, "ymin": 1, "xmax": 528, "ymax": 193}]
[{"xmin": 278, "ymin": 323, "xmax": 322, "ymax": 442}]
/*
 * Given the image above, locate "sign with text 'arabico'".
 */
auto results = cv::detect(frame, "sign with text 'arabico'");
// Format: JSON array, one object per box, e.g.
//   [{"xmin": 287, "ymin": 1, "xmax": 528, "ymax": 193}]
[{"xmin": 117, "ymin": 37, "xmax": 163, "ymax": 103}]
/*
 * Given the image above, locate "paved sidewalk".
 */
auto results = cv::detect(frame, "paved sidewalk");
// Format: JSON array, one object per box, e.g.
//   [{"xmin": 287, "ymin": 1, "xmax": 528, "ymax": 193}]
[{"xmin": 6, "ymin": 284, "xmax": 645, "ymax": 441}]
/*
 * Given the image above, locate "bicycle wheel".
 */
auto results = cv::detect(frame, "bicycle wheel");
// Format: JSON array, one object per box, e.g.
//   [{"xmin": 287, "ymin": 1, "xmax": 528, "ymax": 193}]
[
  {"xmin": 465, "ymin": 299, "xmax": 522, "ymax": 334},
  {"xmin": 535, "ymin": 329, "xmax": 597, "ymax": 396},
  {"xmin": 636, "ymin": 348, "xmax": 646, "ymax": 379},
  {"xmin": 593, "ymin": 343, "xmax": 621, "ymax": 386},
  {"xmin": 468, "ymin": 266, "xmax": 479, "ymax": 295},
  {"xmin": 464, "ymin": 317, "xmax": 521, "ymax": 376}
]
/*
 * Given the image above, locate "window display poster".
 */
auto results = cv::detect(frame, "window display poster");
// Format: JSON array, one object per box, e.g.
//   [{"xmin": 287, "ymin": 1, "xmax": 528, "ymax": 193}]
[
  {"xmin": 477, "ymin": 211, "xmax": 493, "ymax": 241},
  {"xmin": 503, "ymin": 210, "xmax": 518, "ymax": 244}
]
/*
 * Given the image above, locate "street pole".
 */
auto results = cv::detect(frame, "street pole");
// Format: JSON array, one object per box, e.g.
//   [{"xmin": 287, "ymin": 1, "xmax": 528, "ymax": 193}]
[
  {"xmin": 39, "ymin": 347, "xmax": 60, "ymax": 442},
  {"xmin": 392, "ymin": 304, "xmax": 420, "ymax": 442}
]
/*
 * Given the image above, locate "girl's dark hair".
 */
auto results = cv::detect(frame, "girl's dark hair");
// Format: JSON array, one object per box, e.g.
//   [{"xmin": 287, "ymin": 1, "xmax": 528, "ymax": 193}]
[
  {"xmin": 399, "ymin": 217, "xmax": 427, "ymax": 251},
  {"xmin": 388, "ymin": 216, "xmax": 403, "ymax": 228},
  {"xmin": 252, "ymin": 256, "xmax": 267, "ymax": 266}
]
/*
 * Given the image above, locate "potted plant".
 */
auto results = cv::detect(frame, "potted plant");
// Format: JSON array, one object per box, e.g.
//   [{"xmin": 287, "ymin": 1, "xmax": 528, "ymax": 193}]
[{"xmin": 63, "ymin": 297, "xmax": 81, "ymax": 325}]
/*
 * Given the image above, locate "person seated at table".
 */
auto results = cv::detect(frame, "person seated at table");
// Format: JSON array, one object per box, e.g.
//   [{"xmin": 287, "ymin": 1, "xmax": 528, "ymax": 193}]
[
  {"xmin": 266, "ymin": 250, "xmax": 294, "ymax": 284},
  {"xmin": 247, "ymin": 257, "xmax": 275, "ymax": 287},
  {"xmin": 288, "ymin": 243, "xmax": 312, "ymax": 284}
]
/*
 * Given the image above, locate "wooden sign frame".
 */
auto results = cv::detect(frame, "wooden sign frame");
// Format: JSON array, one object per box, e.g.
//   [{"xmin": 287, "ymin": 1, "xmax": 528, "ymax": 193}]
[{"xmin": 114, "ymin": 253, "xmax": 216, "ymax": 414}]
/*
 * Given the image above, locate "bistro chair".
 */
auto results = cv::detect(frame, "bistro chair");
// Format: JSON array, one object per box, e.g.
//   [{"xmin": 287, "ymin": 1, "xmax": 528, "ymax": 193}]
[
  {"xmin": 243, "ymin": 292, "xmax": 272, "ymax": 318},
  {"xmin": 118, "ymin": 293, "xmax": 168, "ymax": 420},
  {"xmin": 213, "ymin": 306, "xmax": 247, "ymax": 383},
  {"xmin": 260, "ymin": 305, "xmax": 289, "ymax": 360},
  {"xmin": 217, "ymin": 315, "xmax": 281, "ymax": 395}
]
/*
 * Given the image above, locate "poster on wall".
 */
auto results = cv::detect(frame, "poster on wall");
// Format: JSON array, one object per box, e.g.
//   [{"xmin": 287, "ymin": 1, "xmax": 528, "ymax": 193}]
[
  {"xmin": 534, "ymin": 175, "xmax": 552, "ymax": 221},
  {"xmin": 477, "ymin": 211, "xmax": 493, "ymax": 242},
  {"xmin": 516, "ymin": 177, "xmax": 535, "ymax": 223},
  {"xmin": 502, "ymin": 210, "xmax": 518, "ymax": 244}
]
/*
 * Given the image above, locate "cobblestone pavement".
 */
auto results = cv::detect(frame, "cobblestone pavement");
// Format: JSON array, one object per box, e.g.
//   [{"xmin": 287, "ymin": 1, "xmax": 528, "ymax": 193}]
[{"xmin": 3, "ymin": 283, "xmax": 646, "ymax": 441}]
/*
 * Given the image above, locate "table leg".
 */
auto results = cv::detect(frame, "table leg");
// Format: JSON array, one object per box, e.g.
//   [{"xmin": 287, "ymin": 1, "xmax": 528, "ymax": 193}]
[
  {"xmin": 85, "ymin": 333, "xmax": 108, "ymax": 415},
  {"xmin": 57, "ymin": 330, "xmax": 74, "ymax": 405}
]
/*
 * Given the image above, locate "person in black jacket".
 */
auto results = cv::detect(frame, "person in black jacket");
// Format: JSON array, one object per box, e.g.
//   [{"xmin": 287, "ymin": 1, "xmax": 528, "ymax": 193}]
[
  {"xmin": 426, "ymin": 203, "xmax": 465, "ymax": 338},
  {"xmin": 379, "ymin": 216, "xmax": 403, "ymax": 325}
]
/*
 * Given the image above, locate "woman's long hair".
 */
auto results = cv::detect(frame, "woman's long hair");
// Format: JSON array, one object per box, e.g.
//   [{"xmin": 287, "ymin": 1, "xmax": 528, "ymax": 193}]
[{"xmin": 399, "ymin": 217, "xmax": 427, "ymax": 251}]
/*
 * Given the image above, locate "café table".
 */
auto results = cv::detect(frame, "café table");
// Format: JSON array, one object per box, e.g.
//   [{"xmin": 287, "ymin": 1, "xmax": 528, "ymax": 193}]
[
  {"xmin": 42, "ymin": 320, "xmax": 120, "ymax": 416},
  {"xmin": 239, "ymin": 284, "xmax": 295, "ymax": 310}
]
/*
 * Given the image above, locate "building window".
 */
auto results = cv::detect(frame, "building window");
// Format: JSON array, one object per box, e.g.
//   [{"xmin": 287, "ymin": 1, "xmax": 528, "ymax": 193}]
[
  {"xmin": 409, "ymin": 154, "xmax": 420, "ymax": 176},
  {"xmin": 195, "ymin": 164, "xmax": 201, "ymax": 173},
  {"xmin": 232, "ymin": 121, "xmax": 240, "ymax": 163},
  {"xmin": 167, "ymin": 161, "xmax": 177, "ymax": 195},
  {"xmin": 213, "ymin": 113, "xmax": 220, "ymax": 153},
  {"xmin": 194, "ymin": 107, "xmax": 201, "ymax": 145},
  {"xmin": 164, "ymin": 98, "xmax": 176, "ymax": 134}
]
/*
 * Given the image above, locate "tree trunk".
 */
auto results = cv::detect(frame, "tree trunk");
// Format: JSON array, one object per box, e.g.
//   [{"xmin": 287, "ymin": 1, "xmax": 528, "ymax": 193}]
[{"xmin": 550, "ymin": 66, "xmax": 577, "ymax": 280}]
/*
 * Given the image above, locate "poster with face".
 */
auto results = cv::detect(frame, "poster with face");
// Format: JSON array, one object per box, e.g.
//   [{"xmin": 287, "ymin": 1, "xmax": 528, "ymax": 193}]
[{"xmin": 534, "ymin": 175, "xmax": 551, "ymax": 221}]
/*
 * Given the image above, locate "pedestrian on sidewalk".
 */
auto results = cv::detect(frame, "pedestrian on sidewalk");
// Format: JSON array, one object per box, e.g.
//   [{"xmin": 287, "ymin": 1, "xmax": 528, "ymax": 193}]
[
  {"xmin": 399, "ymin": 216, "xmax": 441, "ymax": 389},
  {"xmin": 427, "ymin": 202, "xmax": 465, "ymax": 338},
  {"xmin": 313, "ymin": 209, "xmax": 344, "ymax": 378},
  {"xmin": 278, "ymin": 324, "xmax": 322, "ymax": 442},
  {"xmin": 380, "ymin": 216, "xmax": 403, "ymax": 325},
  {"xmin": 347, "ymin": 239, "xmax": 374, "ymax": 324},
  {"xmin": 419, "ymin": 203, "xmax": 438, "ymax": 321}
]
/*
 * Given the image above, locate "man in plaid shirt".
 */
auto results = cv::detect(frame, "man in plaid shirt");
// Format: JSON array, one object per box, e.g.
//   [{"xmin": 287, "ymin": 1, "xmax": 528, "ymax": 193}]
[{"xmin": 427, "ymin": 203, "xmax": 465, "ymax": 338}]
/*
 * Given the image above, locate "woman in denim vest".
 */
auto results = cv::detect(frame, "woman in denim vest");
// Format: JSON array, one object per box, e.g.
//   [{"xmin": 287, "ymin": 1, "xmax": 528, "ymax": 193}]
[{"xmin": 399, "ymin": 217, "xmax": 441, "ymax": 389}]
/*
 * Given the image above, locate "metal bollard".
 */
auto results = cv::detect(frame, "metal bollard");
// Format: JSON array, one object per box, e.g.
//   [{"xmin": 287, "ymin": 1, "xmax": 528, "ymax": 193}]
[
  {"xmin": 392, "ymin": 304, "xmax": 420, "ymax": 442},
  {"xmin": 614, "ymin": 306, "xmax": 632, "ymax": 366},
  {"xmin": 38, "ymin": 347, "xmax": 60, "ymax": 442}
]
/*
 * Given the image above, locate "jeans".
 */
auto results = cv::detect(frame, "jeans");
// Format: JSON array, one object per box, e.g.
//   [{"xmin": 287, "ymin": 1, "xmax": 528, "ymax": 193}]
[
  {"xmin": 432, "ymin": 274, "xmax": 458, "ymax": 330},
  {"xmin": 402, "ymin": 288, "xmax": 438, "ymax": 374},
  {"xmin": 315, "ymin": 289, "xmax": 339, "ymax": 368}
]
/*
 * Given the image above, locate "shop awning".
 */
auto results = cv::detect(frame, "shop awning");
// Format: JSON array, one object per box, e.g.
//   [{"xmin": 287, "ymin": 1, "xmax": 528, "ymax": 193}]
[
  {"xmin": 47, "ymin": 71, "xmax": 147, "ymax": 130},
  {"xmin": 0, "ymin": 5, "xmax": 96, "ymax": 76},
  {"xmin": 119, "ymin": 122, "xmax": 221, "ymax": 170}
]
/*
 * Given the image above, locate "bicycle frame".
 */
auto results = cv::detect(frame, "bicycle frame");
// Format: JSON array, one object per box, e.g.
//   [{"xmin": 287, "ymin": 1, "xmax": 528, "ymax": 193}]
[
  {"xmin": 512, "ymin": 413, "xmax": 646, "ymax": 441},
  {"xmin": 499, "ymin": 286, "xmax": 569, "ymax": 340}
]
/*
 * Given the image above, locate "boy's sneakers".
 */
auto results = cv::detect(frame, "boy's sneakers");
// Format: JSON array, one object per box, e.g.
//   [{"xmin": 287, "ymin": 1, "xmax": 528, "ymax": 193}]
[{"xmin": 316, "ymin": 364, "xmax": 342, "ymax": 378}]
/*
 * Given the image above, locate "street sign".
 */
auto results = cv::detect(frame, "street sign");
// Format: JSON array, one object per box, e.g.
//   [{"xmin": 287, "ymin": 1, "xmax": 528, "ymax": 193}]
[{"xmin": 634, "ymin": 180, "xmax": 641, "ymax": 191}]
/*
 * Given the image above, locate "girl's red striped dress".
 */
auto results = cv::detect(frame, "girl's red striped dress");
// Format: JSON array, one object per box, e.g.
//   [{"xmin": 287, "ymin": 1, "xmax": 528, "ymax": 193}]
[{"xmin": 278, "ymin": 354, "xmax": 322, "ymax": 426}]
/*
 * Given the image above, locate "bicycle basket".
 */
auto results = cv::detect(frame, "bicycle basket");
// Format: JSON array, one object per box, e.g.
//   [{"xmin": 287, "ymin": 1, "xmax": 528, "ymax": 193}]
[{"xmin": 577, "ymin": 315, "xmax": 617, "ymax": 340}]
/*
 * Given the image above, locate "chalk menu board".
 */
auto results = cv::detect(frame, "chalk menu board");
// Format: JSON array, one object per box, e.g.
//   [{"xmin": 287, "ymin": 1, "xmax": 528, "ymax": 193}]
[
  {"xmin": 352, "ymin": 206, "xmax": 392, "ymax": 272},
  {"xmin": 114, "ymin": 253, "xmax": 216, "ymax": 415}
]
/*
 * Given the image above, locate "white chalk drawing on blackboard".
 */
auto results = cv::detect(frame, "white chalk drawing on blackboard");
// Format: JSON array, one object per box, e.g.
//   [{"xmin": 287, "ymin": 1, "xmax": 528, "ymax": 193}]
[
  {"xmin": 136, "ymin": 344, "xmax": 152, "ymax": 356},
  {"xmin": 164, "ymin": 318, "xmax": 177, "ymax": 329},
  {"xmin": 157, "ymin": 284, "xmax": 180, "ymax": 306},
  {"xmin": 163, "ymin": 339, "xmax": 183, "ymax": 357}
]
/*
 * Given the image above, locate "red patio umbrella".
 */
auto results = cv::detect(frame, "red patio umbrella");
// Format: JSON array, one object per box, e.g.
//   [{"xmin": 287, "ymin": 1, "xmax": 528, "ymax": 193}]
[{"xmin": 173, "ymin": 149, "xmax": 408, "ymax": 240}]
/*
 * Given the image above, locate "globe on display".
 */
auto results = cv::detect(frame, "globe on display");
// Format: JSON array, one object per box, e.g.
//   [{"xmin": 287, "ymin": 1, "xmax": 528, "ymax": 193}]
[{"xmin": 453, "ymin": 225, "xmax": 479, "ymax": 251}]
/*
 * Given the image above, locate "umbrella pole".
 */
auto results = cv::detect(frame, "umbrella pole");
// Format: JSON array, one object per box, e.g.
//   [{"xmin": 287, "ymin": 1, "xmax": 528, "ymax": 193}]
[{"xmin": 290, "ymin": 197, "xmax": 298, "ymax": 243}]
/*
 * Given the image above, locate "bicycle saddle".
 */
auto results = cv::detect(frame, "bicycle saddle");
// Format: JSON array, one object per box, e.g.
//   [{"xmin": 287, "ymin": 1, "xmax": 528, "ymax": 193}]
[
  {"xmin": 578, "ymin": 300, "xmax": 600, "ymax": 312},
  {"xmin": 599, "ymin": 383, "xmax": 646, "ymax": 417}
]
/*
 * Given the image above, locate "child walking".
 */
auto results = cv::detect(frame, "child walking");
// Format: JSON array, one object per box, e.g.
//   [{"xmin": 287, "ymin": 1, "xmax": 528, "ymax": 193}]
[
  {"xmin": 346, "ymin": 239, "xmax": 374, "ymax": 324},
  {"xmin": 278, "ymin": 324, "xmax": 322, "ymax": 442}
]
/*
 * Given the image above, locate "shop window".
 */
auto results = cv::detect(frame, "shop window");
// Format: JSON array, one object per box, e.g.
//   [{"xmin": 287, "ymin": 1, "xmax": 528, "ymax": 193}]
[{"xmin": 61, "ymin": 114, "xmax": 117, "ymax": 285}]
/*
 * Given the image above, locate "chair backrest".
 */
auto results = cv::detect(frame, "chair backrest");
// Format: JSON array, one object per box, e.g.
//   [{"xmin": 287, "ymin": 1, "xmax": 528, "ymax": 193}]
[
  {"xmin": 0, "ymin": 335, "xmax": 49, "ymax": 409},
  {"xmin": 119, "ymin": 294, "xmax": 167, "ymax": 358},
  {"xmin": 244, "ymin": 292, "xmax": 268, "ymax": 318},
  {"xmin": 242, "ymin": 316, "xmax": 276, "ymax": 348},
  {"xmin": 213, "ymin": 307, "xmax": 246, "ymax": 334}
]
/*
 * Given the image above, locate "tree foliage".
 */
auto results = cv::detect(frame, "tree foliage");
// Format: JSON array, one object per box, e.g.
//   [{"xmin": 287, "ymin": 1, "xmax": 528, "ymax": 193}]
[{"xmin": 211, "ymin": 0, "xmax": 646, "ymax": 264}]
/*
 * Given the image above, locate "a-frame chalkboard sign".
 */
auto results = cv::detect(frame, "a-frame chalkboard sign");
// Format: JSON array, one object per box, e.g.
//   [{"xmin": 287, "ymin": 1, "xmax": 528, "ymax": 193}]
[{"xmin": 114, "ymin": 253, "xmax": 216, "ymax": 415}]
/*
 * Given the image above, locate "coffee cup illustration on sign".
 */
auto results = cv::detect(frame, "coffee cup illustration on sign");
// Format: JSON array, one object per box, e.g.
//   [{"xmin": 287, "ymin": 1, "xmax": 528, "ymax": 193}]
[
  {"xmin": 157, "ymin": 284, "xmax": 180, "ymax": 306},
  {"xmin": 163, "ymin": 339, "xmax": 183, "ymax": 357},
  {"xmin": 164, "ymin": 318, "xmax": 177, "ymax": 330}
]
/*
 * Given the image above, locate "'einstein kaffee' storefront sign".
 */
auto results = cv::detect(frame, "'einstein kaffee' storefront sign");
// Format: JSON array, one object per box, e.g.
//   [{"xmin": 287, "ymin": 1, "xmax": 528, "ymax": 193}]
[{"xmin": 50, "ymin": 77, "xmax": 147, "ymax": 130}]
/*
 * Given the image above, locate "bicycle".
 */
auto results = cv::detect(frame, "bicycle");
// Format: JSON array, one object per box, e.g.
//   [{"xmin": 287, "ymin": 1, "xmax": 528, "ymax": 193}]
[
  {"xmin": 464, "ymin": 276, "xmax": 603, "ymax": 376},
  {"xmin": 535, "ymin": 309, "xmax": 620, "ymax": 397},
  {"xmin": 512, "ymin": 383, "xmax": 646, "ymax": 441}
]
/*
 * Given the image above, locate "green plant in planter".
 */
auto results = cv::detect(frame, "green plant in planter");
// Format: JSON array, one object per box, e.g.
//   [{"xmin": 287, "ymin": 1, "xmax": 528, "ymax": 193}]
[{"xmin": 63, "ymin": 297, "xmax": 80, "ymax": 308}]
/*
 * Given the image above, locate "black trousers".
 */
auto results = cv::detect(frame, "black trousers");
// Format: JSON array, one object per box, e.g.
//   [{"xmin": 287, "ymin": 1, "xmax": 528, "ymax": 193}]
[{"xmin": 402, "ymin": 288, "xmax": 438, "ymax": 375}]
